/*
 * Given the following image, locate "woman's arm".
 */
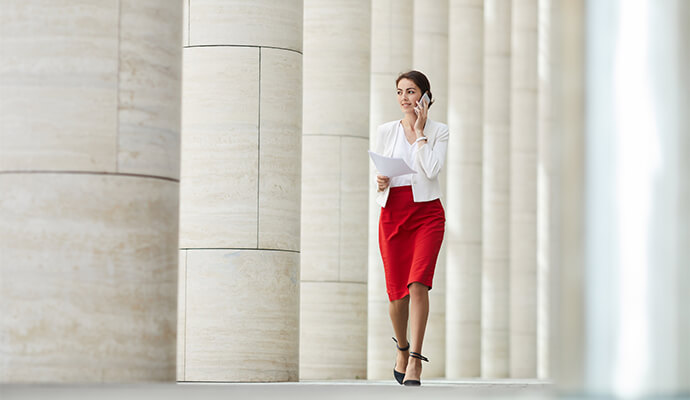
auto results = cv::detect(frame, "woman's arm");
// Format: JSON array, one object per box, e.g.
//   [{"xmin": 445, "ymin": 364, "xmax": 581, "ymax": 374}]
[{"xmin": 415, "ymin": 125, "xmax": 449, "ymax": 180}]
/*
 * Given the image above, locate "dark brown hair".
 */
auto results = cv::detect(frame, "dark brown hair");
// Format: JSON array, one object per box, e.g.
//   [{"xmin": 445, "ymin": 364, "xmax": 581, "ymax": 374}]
[{"xmin": 395, "ymin": 70, "xmax": 434, "ymax": 108}]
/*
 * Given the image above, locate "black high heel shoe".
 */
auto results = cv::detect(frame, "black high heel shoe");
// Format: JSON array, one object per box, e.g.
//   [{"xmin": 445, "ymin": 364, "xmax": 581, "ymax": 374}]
[
  {"xmin": 402, "ymin": 351, "xmax": 429, "ymax": 387},
  {"xmin": 392, "ymin": 337, "xmax": 409, "ymax": 385}
]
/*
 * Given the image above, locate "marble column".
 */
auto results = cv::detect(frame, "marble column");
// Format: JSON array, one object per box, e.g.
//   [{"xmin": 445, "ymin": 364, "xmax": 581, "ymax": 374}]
[
  {"xmin": 446, "ymin": 0, "xmax": 484, "ymax": 378},
  {"xmin": 301, "ymin": 0, "xmax": 370, "ymax": 379},
  {"xmin": 549, "ymin": 0, "xmax": 585, "ymax": 392},
  {"xmin": 412, "ymin": 0, "xmax": 449, "ymax": 379},
  {"xmin": 509, "ymin": 0, "xmax": 538, "ymax": 379},
  {"xmin": 0, "ymin": 0, "xmax": 181, "ymax": 382},
  {"xmin": 367, "ymin": 0, "xmax": 413, "ymax": 380},
  {"xmin": 481, "ymin": 0, "xmax": 511, "ymax": 379},
  {"xmin": 178, "ymin": 0, "xmax": 303, "ymax": 382},
  {"xmin": 580, "ymin": 0, "xmax": 690, "ymax": 396},
  {"xmin": 536, "ymin": 0, "xmax": 551, "ymax": 381}
]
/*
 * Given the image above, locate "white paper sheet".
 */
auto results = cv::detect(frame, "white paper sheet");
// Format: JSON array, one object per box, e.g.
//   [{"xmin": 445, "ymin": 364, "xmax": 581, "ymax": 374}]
[{"xmin": 368, "ymin": 150, "xmax": 417, "ymax": 178}]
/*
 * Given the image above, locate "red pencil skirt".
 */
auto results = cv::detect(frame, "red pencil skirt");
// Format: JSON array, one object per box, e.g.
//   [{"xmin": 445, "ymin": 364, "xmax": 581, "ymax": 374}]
[{"xmin": 378, "ymin": 186, "xmax": 445, "ymax": 301}]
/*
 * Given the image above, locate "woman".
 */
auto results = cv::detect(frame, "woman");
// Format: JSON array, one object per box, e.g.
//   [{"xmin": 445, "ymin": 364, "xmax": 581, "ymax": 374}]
[{"xmin": 373, "ymin": 70, "xmax": 448, "ymax": 387}]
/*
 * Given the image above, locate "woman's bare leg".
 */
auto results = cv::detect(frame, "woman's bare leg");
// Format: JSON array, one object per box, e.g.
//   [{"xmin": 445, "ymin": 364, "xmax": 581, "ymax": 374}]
[
  {"xmin": 404, "ymin": 282, "xmax": 429, "ymax": 382},
  {"xmin": 389, "ymin": 295, "xmax": 410, "ymax": 372}
]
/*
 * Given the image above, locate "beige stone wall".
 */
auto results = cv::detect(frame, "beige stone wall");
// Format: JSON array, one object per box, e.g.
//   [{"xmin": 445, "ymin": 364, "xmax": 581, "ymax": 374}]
[
  {"xmin": 0, "ymin": 0, "xmax": 182, "ymax": 382},
  {"xmin": 178, "ymin": 0, "xmax": 303, "ymax": 382}
]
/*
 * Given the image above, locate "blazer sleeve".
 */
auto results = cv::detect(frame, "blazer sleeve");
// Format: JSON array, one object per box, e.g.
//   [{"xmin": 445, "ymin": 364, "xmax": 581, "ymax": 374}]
[
  {"xmin": 415, "ymin": 124, "xmax": 449, "ymax": 180},
  {"xmin": 372, "ymin": 124, "xmax": 386, "ymax": 191}
]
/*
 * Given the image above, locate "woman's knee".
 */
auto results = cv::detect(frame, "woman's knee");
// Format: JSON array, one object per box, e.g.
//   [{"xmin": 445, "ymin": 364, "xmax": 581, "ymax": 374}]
[{"xmin": 408, "ymin": 282, "xmax": 429, "ymax": 297}]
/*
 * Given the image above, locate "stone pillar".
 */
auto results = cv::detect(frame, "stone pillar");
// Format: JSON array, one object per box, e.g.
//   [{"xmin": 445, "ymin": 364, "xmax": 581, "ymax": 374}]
[
  {"xmin": 178, "ymin": 0, "xmax": 302, "ymax": 382},
  {"xmin": 367, "ymin": 0, "xmax": 413, "ymax": 380},
  {"xmin": 553, "ymin": 1, "xmax": 690, "ymax": 397},
  {"xmin": 0, "ymin": 0, "xmax": 181, "ymax": 382},
  {"xmin": 481, "ymin": 0, "xmax": 511, "ymax": 379},
  {"xmin": 549, "ymin": 0, "xmax": 585, "ymax": 392},
  {"xmin": 509, "ymin": 0, "xmax": 538, "ymax": 378},
  {"xmin": 301, "ymin": 0, "xmax": 370, "ymax": 379},
  {"xmin": 581, "ymin": 0, "xmax": 690, "ymax": 396},
  {"xmin": 412, "ymin": 0, "xmax": 449, "ymax": 379},
  {"xmin": 536, "ymin": 0, "xmax": 551, "ymax": 381},
  {"xmin": 446, "ymin": 0, "xmax": 484, "ymax": 378}
]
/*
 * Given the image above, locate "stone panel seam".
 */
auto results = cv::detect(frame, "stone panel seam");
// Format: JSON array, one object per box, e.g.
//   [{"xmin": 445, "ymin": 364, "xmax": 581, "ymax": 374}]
[
  {"xmin": 184, "ymin": 44, "xmax": 302, "ymax": 55},
  {"xmin": 181, "ymin": 248, "xmax": 300, "ymax": 254},
  {"xmin": 257, "ymin": 47, "xmax": 261, "ymax": 249},
  {"xmin": 0, "ymin": 171, "xmax": 179, "ymax": 183}
]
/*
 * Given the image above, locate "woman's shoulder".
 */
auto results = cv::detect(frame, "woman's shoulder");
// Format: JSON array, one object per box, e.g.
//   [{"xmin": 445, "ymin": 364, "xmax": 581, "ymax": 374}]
[{"xmin": 377, "ymin": 120, "xmax": 400, "ymax": 132}]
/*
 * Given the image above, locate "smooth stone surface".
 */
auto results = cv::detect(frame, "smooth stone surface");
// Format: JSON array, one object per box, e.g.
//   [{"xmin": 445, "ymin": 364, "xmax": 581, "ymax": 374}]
[
  {"xmin": 482, "ymin": 0, "xmax": 512, "ymax": 379},
  {"xmin": 510, "ymin": 0, "xmax": 538, "ymax": 379},
  {"xmin": 339, "ymin": 137, "xmax": 369, "ymax": 283},
  {"xmin": 303, "ymin": 0, "xmax": 371, "ymax": 137},
  {"xmin": 367, "ymin": 202, "xmax": 389, "ymax": 379},
  {"xmin": 446, "ymin": 0, "xmax": 483, "ymax": 377},
  {"xmin": 258, "ymin": 48, "xmax": 302, "ymax": 252},
  {"xmin": 446, "ymin": 242, "xmax": 482, "ymax": 377},
  {"xmin": 369, "ymin": 74, "xmax": 403, "ymax": 139},
  {"xmin": 177, "ymin": 250, "xmax": 187, "ymax": 381},
  {"xmin": 183, "ymin": 250, "xmax": 299, "ymax": 382},
  {"xmin": 300, "ymin": 282, "xmax": 367, "ymax": 379},
  {"xmin": 0, "ymin": 173, "xmax": 178, "ymax": 382},
  {"xmin": 549, "ymin": 0, "xmax": 586, "ymax": 391},
  {"xmin": 371, "ymin": 0, "xmax": 413, "ymax": 74},
  {"xmin": 366, "ymin": 299, "xmax": 392, "ymax": 380},
  {"xmin": 301, "ymin": 0, "xmax": 370, "ymax": 381},
  {"xmin": 412, "ymin": 0, "xmax": 449, "ymax": 123},
  {"xmin": 536, "ymin": 0, "xmax": 551, "ymax": 380},
  {"xmin": 300, "ymin": 136, "xmax": 341, "ymax": 281},
  {"xmin": 425, "ymin": 301, "xmax": 447, "ymax": 378},
  {"xmin": 118, "ymin": 0, "xmax": 183, "ymax": 180},
  {"xmin": 447, "ymin": 165, "xmax": 483, "ymax": 241},
  {"xmin": 179, "ymin": 47, "xmax": 259, "ymax": 249},
  {"xmin": 189, "ymin": 0, "xmax": 303, "ymax": 52},
  {"xmin": 0, "ymin": 1, "xmax": 118, "ymax": 172},
  {"xmin": 183, "ymin": 0, "xmax": 189, "ymax": 46}
]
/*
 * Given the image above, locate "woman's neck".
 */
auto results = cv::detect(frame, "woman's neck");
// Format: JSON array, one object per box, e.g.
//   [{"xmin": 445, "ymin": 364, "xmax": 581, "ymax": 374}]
[{"xmin": 402, "ymin": 113, "xmax": 417, "ymax": 128}]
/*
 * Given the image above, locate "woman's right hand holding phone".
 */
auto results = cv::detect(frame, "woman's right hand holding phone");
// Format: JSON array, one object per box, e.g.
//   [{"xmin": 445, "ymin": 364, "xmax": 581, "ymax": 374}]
[{"xmin": 377, "ymin": 175, "xmax": 390, "ymax": 192}]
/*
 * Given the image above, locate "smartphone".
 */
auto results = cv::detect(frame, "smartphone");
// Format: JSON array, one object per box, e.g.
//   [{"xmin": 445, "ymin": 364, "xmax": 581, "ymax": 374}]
[{"xmin": 417, "ymin": 92, "xmax": 431, "ymax": 111}]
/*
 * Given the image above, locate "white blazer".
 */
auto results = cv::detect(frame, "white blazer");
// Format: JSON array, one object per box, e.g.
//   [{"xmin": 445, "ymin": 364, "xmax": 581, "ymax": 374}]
[{"xmin": 373, "ymin": 119, "xmax": 449, "ymax": 207}]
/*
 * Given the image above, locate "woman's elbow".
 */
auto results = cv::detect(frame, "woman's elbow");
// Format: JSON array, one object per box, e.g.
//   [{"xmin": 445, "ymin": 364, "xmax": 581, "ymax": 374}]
[{"xmin": 422, "ymin": 164, "xmax": 442, "ymax": 180}]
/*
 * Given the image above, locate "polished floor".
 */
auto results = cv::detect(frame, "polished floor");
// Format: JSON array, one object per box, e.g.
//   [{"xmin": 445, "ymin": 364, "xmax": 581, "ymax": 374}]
[{"xmin": 3, "ymin": 379, "xmax": 552, "ymax": 400}]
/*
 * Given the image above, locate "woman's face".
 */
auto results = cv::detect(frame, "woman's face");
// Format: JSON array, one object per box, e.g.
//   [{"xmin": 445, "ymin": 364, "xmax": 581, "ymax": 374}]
[{"xmin": 397, "ymin": 78, "xmax": 422, "ymax": 114}]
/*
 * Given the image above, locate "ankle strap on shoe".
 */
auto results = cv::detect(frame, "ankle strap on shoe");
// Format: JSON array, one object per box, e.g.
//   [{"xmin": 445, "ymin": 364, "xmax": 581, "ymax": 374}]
[
  {"xmin": 392, "ymin": 337, "xmax": 410, "ymax": 351},
  {"xmin": 409, "ymin": 351, "xmax": 429, "ymax": 362}
]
